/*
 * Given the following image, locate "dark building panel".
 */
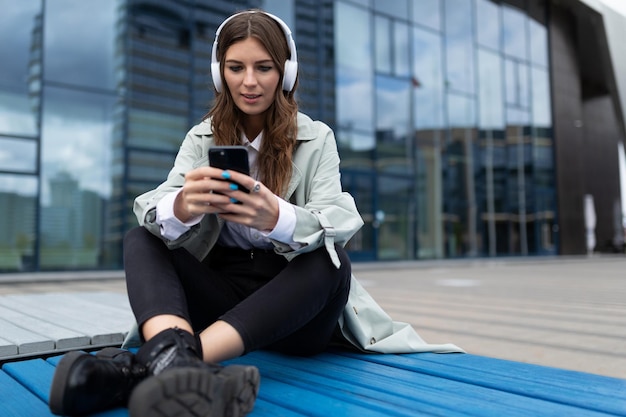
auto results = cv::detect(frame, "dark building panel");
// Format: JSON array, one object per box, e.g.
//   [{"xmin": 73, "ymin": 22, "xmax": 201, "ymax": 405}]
[
  {"xmin": 549, "ymin": 1, "xmax": 624, "ymax": 254},
  {"xmin": 582, "ymin": 96, "xmax": 623, "ymax": 251},
  {"xmin": 550, "ymin": 4, "xmax": 586, "ymax": 254}
]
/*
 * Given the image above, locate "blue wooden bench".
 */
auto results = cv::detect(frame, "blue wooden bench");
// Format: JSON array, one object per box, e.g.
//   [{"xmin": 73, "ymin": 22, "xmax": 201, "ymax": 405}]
[{"xmin": 1, "ymin": 349, "xmax": 625, "ymax": 416}]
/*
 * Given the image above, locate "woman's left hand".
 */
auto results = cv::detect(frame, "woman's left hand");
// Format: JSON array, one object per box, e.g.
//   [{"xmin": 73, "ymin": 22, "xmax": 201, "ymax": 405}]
[{"xmin": 213, "ymin": 170, "xmax": 279, "ymax": 231}]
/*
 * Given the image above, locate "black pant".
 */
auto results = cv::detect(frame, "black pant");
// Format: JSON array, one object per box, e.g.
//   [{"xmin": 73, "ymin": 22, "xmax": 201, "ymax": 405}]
[{"xmin": 123, "ymin": 227, "xmax": 351, "ymax": 356}]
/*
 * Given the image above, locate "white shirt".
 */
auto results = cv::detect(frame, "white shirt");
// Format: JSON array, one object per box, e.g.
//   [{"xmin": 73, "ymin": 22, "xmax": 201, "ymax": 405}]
[{"xmin": 155, "ymin": 132, "xmax": 299, "ymax": 250}]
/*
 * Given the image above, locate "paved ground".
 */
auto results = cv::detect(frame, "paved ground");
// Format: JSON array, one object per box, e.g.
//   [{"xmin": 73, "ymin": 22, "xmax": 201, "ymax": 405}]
[{"xmin": 1, "ymin": 255, "xmax": 625, "ymax": 379}]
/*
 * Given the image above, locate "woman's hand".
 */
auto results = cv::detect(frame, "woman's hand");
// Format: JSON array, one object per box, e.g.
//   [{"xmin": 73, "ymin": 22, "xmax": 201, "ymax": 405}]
[{"xmin": 174, "ymin": 167, "xmax": 279, "ymax": 231}]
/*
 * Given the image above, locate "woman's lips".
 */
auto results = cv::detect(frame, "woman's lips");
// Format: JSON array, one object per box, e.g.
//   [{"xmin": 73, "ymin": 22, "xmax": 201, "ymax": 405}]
[{"xmin": 242, "ymin": 94, "xmax": 261, "ymax": 104}]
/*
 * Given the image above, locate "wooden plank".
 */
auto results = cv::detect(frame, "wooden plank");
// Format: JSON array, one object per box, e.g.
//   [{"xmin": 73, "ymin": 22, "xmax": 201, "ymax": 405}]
[
  {"xmin": 0, "ymin": 335, "xmax": 18, "ymax": 357},
  {"xmin": 242, "ymin": 352, "xmax": 527, "ymax": 416},
  {"xmin": 336, "ymin": 352, "xmax": 626, "ymax": 416},
  {"xmin": 74, "ymin": 292, "xmax": 132, "ymax": 313},
  {"xmin": 0, "ymin": 369, "xmax": 55, "ymax": 417},
  {"xmin": 250, "ymin": 399, "xmax": 306, "ymax": 417},
  {"xmin": 414, "ymin": 352, "xmax": 626, "ymax": 398},
  {"xmin": 0, "ymin": 304, "xmax": 91, "ymax": 350},
  {"xmin": 30, "ymin": 293, "xmax": 134, "ymax": 330},
  {"xmin": 0, "ymin": 294, "xmax": 127, "ymax": 346},
  {"xmin": 3, "ymin": 358, "xmax": 55, "ymax": 402},
  {"xmin": 250, "ymin": 374, "xmax": 396, "ymax": 416},
  {"xmin": 0, "ymin": 317, "xmax": 55, "ymax": 355},
  {"xmin": 230, "ymin": 354, "xmax": 443, "ymax": 416},
  {"xmin": 4, "ymin": 349, "xmax": 621, "ymax": 417},
  {"xmin": 232, "ymin": 351, "xmax": 613, "ymax": 417}
]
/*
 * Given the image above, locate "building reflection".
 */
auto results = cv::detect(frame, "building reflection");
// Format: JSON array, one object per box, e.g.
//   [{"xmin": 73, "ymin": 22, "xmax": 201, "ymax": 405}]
[{"xmin": 0, "ymin": 0, "xmax": 623, "ymax": 272}]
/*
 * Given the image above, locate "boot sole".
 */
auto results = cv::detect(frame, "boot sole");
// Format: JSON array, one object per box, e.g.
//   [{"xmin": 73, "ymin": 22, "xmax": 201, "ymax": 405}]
[{"xmin": 128, "ymin": 365, "xmax": 260, "ymax": 417}]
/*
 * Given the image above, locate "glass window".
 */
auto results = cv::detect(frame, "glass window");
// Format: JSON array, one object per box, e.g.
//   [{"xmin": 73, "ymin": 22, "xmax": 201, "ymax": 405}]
[
  {"xmin": 476, "ymin": 0, "xmax": 500, "ymax": 50},
  {"xmin": 40, "ymin": 86, "xmax": 116, "ymax": 269},
  {"xmin": 531, "ymin": 67, "xmax": 551, "ymax": 127},
  {"xmin": 413, "ymin": 27, "xmax": 444, "ymax": 129},
  {"xmin": 529, "ymin": 18, "xmax": 548, "ymax": 67},
  {"xmin": 0, "ymin": 175, "xmax": 38, "ymax": 271},
  {"xmin": 444, "ymin": 0, "xmax": 475, "ymax": 94},
  {"xmin": 336, "ymin": 3, "xmax": 372, "ymax": 76},
  {"xmin": 502, "ymin": 4, "xmax": 528, "ymax": 60},
  {"xmin": 0, "ymin": 0, "xmax": 41, "ymax": 136},
  {"xmin": 478, "ymin": 49, "xmax": 504, "ymax": 129},
  {"xmin": 335, "ymin": 2, "xmax": 374, "ymax": 151},
  {"xmin": 373, "ymin": 0, "xmax": 409, "ymax": 19},
  {"xmin": 345, "ymin": 0, "xmax": 369, "ymax": 6},
  {"xmin": 394, "ymin": 22, "xmax": 410, "ymax": 77},
  {"xmin": 375, "ymin": 16, "xmax": 392, "ymax": 73},
  {"xmin": 262, "ymin": 0, "xmax": 295, "ymax": 31},
  {"xmin": 128, "ymin": 150, "xmax": 176, "ymax": 183},
  {"xmin": 415, "ymin": 132, "xmax": 444, "ymax": 259},
  {"xmin": 519, "ymin": 63, "xmax": 529, "ymax": 107},
  {"xmin": 44, "ymin": 0, "xmax": 117, "ymax": 89},
  {"xmin": 506, "ymin": 108, "xmax": 530, "ymax": 126},
  {"xmin": 505, "ymin": 59, "xmax": 530, "ymax": 108},
  {"xmin": 378, "ymin": 173, "xmax": 413, "ymax": 260},
  {"xmin": 375, "ymin": 75, "xmax": 411, "ymax": 143},
  {"xmin": 412, "ymin": 0, "xmax": 441, "ymax": 31},
  {"xmin": 128, "ymin": 109, "xmax": 188, "ymax": 151},
  {"xmin": 0, "ymin": 137, "xmax": 37, "ymax": 173},
  {"xmin": 447, "ymin": 94, "xmax": 476, "ymax": 127}
]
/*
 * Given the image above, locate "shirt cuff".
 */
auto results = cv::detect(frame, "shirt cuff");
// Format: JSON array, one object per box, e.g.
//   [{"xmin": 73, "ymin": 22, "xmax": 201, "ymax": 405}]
[
  {"xmin": 264, "ymin": 196, "xmax": 299, "ymax": 247},
  {"xmin": 156, "ymin": 189, "xmax": 204, "ymax": 241}
]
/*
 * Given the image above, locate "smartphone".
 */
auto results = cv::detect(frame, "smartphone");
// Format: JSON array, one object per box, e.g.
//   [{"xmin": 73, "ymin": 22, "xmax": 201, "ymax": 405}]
[{"xmin": 208, "ymin": 146, "xmax": 250, "ymax": 195}]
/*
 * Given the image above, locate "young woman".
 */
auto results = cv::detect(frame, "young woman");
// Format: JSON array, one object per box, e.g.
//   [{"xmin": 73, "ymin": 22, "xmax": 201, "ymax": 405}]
[
  {"xmin": 50, "ymin": 9, "xmax": 362, "ymax": 417},
  {"xmin": 49, "ymin": 9, "xmax": 462, "ymax": 417}
]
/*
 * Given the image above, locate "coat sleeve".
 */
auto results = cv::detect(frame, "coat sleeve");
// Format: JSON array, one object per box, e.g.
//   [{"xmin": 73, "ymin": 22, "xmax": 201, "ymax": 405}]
[
  {"xmin": 272, "ymin": 123, "xmax": 364, "ymax": 267},
  {"xmin": 132, "ymin": 123, "xmax": 221, "ymax": 258}
]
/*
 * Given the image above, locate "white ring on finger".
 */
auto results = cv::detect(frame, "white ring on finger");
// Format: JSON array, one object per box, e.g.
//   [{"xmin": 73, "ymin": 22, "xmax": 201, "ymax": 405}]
[{"xmin": 252, "ymin": 181, "xmax": 261, "ymax": 193}]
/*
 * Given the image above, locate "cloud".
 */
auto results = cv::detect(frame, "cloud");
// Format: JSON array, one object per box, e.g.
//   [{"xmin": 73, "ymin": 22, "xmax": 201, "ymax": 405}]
[{"xmin": 43, "ymin": 1, "xmax": 118, "ymax": 89}]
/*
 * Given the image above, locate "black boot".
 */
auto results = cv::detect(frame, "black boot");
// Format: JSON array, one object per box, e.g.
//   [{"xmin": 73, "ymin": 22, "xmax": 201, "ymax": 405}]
[
  {"xmin": 129, "ymin": 328, "xmax": 260, "ymax": 417},
  {"xmin": 49, "ymin": 347, "xmax": 147, "ymax": 416}
]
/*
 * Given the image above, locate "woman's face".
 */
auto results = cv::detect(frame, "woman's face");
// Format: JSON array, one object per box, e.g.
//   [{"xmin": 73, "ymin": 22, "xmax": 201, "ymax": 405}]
[{"xmin": 223, "ymin": 37, "xmax": 281, "ymax": 120}]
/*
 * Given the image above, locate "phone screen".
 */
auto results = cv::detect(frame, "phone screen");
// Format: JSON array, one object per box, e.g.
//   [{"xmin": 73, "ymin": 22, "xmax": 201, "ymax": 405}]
[{"xmin": 208, "ymin": 146, "xmax": 250, "ymax": 194}]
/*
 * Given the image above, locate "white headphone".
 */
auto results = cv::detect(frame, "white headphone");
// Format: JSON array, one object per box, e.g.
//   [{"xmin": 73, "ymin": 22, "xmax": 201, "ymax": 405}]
[{"xmin": 211, "ymin": 11, "xmax": 298, "ymax": 93}]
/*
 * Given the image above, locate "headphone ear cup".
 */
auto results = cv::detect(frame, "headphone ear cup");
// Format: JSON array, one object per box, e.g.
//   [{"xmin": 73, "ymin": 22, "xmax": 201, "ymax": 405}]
[
  {"xmin": 211, "ymin": 61, "xmax": 222, "ymax": 93},
  {"xmin": 282, "ymin": 59, "xmax": 298, "ymax": 91}
]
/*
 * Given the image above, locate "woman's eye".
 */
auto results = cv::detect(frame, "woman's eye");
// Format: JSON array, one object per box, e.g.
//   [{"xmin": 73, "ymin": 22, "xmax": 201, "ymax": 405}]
[
  {"xmin": 258, "ymin": 65, "xmax": 273, "ymax": 72},
  {"xmin": 228, "ymin": 65, "xmax": 243, "ymax": 72}
]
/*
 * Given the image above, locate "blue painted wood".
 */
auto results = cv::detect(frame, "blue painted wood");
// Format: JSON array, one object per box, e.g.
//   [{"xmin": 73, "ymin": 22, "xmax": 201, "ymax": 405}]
[
  {"xmin": 333, "ymin": 351, "xmax": 626, "ymax": 416},
  {"xmin": 230, "ymin": 351, "xmax": 623, "ymax": 417},
  {"xmin": 3, "ymin": 358, "xmax": 55, "ymax": 403},
  {"xmin": 2, "ymin": 350, "xmax": 625, "ymax": 417},
  {"xmin": 0, "ymin": 370, "xmax": 55, "ymax": 417}
]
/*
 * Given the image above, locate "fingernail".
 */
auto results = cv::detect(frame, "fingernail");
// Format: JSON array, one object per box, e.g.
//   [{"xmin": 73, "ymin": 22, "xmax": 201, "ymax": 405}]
[
  {"xmin": 230, "ymin": 197, "xmax": 239, "ymax": 203},
  {"xmin": 229, "ymin": 183, "xmax": 238, "ymax": 190},
  {"xmin": 221, "ymin": 170, "xmax": 231, "ymax": 179}
]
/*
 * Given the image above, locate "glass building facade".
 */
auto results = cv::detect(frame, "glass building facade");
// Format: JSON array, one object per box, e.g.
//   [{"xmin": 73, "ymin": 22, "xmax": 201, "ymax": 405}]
[{"xmin": 0, "ymin": 0, "xmax": 557, "ymax": 272}]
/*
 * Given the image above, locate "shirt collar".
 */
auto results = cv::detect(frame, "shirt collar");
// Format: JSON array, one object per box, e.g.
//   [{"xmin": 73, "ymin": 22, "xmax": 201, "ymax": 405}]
[{"xmin": 242, "ymin": 131, "xmax": 263, "ymax": 151}]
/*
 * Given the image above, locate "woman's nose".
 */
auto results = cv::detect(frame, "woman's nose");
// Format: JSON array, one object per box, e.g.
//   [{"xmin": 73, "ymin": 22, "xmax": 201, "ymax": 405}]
[{"xmin": 243, "ymin": 68, "xmax": 257, "ymax": 86}]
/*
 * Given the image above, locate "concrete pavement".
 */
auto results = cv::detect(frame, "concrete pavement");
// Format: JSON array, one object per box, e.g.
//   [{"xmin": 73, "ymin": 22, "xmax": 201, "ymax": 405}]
[
  {"xmin": 1, "ymin": 255, "xmax": 624, "ymax": 379},
  {"xmin": 357, "ymin": 255, "xmax": 626, "ymax": 379}
]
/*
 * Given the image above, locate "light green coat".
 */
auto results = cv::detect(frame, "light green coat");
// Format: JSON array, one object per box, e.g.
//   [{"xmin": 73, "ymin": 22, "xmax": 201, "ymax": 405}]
[{"xmin": 127, "ymin": 112, "xmax": 463, "ymax": 354}]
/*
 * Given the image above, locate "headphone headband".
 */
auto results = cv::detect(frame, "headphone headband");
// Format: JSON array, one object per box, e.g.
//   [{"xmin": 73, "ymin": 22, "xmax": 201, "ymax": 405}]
[{"xmin": 211, "ymin": 11, "xmax": 298, "ymax": 93}]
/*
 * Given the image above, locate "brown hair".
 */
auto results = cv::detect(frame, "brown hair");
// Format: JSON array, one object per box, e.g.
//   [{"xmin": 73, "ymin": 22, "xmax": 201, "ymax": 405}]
[{"xmin": 206, "ymin": 10, "xmax": 298, "ymax": 196}]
